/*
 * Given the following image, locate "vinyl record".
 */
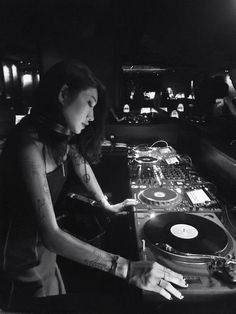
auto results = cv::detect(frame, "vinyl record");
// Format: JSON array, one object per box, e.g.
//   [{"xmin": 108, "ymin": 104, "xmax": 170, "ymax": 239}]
[
  {"xmin": 135, "ymin": 156, "xmax": 158, "ymax": 164},
  {"xmin": 144, "ymin": 213, "xmax": 228, "ymax": 255}
]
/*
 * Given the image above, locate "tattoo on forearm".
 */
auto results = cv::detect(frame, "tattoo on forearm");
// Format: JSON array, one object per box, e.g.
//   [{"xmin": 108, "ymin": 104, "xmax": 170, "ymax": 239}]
[
  {"xmin": 96, "ymin": 200, "xmax": 104, "ymax": 207},
  {"xmin": 83, "ymin": 173, "xmax": 90, "ymax": 184},
  {"xmin": 42, "ymin": 176, "xmax": 50, "ymax": 194},
  {"xmin": 83, "ymin": 254, "xmax": 109, "ymax": 272}
]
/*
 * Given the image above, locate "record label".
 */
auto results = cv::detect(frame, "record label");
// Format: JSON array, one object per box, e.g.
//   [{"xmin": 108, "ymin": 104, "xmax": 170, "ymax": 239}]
[
  {"xmin": 170, "ymin": 224, "xmax": 198, "ymax": 239},
  {"xmin": 154, "ymin": 191, "xmax": 166, "ymax": 198}
]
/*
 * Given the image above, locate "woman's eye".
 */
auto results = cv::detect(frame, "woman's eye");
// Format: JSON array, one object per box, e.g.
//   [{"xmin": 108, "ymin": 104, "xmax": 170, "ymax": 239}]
[{"xmin": 88, "ymin": 100, "xmax": 93, "ymax": 108}]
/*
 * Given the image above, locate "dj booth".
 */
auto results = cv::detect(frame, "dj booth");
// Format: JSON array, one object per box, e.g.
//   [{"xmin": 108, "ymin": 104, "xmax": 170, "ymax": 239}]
[
  {"xmin": 125, "ymin": 140, "xmax": 236, "ymax": 312},
  {"xmin": 8, "ymin": 137, "xmax": 236, "ymax": 314}
]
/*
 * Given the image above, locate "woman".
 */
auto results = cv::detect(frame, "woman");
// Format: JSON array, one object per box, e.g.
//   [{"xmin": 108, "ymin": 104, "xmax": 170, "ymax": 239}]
[{"xmin": 0, "ymin": 60, "xmax": 187, "ymax": 310}]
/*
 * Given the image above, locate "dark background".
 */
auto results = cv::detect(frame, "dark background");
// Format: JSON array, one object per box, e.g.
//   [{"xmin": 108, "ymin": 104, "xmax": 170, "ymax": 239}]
[{"xmin": 0, "ymin": 0, "xmax": 236, "ymax": 111}]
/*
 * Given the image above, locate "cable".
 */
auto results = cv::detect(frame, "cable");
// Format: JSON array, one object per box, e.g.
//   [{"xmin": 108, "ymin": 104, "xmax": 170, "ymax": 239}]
[{"xmin": 150, "ymin": 140, "xmax": 168, "ymax": 148}]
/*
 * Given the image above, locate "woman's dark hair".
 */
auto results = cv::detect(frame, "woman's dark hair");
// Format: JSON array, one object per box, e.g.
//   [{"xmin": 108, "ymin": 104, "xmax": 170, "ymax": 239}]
[{"xmin": 18, "ymin": 59, "xmax": 108, "ymax": 164}]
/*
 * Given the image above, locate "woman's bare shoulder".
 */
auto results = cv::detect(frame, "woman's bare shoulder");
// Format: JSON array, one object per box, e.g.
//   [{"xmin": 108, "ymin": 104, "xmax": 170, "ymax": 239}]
[{"xmin": 12, "ymin": 129, "xmax": 43, "ymax": 155}]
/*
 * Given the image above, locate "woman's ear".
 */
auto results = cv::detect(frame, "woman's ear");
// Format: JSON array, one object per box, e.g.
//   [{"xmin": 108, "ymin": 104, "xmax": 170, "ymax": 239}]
[{"xmin": 58, "ymin": 84, "xmax": 69, "ymax": 106}]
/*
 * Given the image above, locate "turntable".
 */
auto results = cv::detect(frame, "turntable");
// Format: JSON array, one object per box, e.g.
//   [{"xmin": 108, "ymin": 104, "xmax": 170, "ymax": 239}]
[
  {"xmin": 138, "ymin": 187, "xmax": 182, "ymax": 209},
  {"xmin": 143, "ymin": 212, "xmax": 232, "ymax": 263},
  {"xmin": 133, "ymin": 145, "xmax": 153, "ymax": 156},
  {"xmin": 133, "ymin": 211, "xmax": 236, "ymax": 301}
]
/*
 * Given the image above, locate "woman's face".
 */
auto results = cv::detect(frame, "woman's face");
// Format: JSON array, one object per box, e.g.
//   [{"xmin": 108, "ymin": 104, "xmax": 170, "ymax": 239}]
[{"xmin": 62, "ymin": 87, "xmax": 98, "ymax": 134}]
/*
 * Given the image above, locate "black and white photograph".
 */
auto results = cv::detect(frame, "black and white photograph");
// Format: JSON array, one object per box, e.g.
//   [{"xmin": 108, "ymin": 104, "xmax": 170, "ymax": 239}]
[{"xmin": 0, "ymin": 0, "xmax": 236, "ymax": 313}]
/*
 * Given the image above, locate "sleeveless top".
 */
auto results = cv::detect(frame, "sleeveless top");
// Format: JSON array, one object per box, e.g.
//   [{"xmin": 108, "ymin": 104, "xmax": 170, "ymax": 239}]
[{"xmin": 0, "ymin": 135, "xmax": 68, "ymax": 308}]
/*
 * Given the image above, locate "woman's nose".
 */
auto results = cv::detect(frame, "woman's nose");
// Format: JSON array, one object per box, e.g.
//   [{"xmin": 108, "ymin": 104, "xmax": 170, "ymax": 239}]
[{"xmin": 88, "ymin": 108, "xmax": 94, "ymax": 121}]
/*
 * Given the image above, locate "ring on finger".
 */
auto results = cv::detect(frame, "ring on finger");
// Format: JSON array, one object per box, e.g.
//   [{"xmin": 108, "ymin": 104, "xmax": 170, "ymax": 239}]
[
  {"xmin": 156, "ymin": 278, "xmax": 162, "ymax": 286},
  {"xmin": 157, "ymin": 279, "xmax": 166, "ymax": 288}
]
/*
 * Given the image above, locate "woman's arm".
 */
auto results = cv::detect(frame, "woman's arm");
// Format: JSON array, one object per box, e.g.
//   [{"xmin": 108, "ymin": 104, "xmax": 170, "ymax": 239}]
[
  {"xmin": 19, "ymin": 141, "xmax": 128, "ymax": 278},
  {"xmin": 69, "ymin": 145, "xmax": 138, "ymax": 213},
  {"xmin": 69, "ymin": 145, "xmax": 110, "ymax": 208}
]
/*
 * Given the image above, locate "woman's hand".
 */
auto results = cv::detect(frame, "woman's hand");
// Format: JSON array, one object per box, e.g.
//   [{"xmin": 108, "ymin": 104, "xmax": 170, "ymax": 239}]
[
  {"xmin": 127, "ymin": 260, "xmax": 188, "ymax": 300},
  {"xmin": 104, "ymin": 198, "xmax": 139, "ymax": 214}
]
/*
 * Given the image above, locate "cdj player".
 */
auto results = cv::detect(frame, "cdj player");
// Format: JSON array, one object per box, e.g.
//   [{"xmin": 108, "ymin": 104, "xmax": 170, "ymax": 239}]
[{"xmin": 128, "ymin": 140, "xmax": 236, "ymax": 302}]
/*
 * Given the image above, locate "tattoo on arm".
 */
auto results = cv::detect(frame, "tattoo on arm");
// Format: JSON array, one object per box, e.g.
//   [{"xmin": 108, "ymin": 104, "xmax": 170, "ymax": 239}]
[
  {"xmin": 83, "ymin": 173, "xmax": 90, "ymax": 184},
  {"xmin": 42, "ymin": 175, "xmax": 50, "ymax": 194},
  {"xmin": 96, "ymin": 200, "xmax": 104, "ymax": 207},
  {"xmin": 37, "ymin": 199, "xmax": 47, "ymax": 222},
  {"xmin": 70, "ymin": 147, "xmax": 83, "ymax": 167},
  {"xmin": 82, "ymin": 252, "xmax": 109, "ymax": 272},
  {"xmin": 36, "ymin": 177, "xmax": 51, "ymax": 223},
  {"xmin": 27, "ymin": 160, "xmax": 41, "ymax": 176}
]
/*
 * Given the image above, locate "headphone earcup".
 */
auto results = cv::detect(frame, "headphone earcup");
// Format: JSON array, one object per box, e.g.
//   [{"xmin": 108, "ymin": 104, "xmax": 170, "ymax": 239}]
[{"xmin": 50, "ymin": 122, "xmax": 71, "ymax": 136}]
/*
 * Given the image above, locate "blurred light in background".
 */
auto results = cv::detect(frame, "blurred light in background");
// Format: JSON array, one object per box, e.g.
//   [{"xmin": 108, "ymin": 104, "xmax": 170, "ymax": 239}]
[
  {"xmin": 11, "ymin": 65, "xmax": 18, "ymax": 81},
  {"xmin": 3, "ymin": 65, "xmax": 10, "ymax": 83},
  {"xmin": 226, "ymin": 73, "xmax": 236, "ymax": 98},
  {"xmin": 21, "ymin": 73, "xmax": 33, "ymax": 88}
]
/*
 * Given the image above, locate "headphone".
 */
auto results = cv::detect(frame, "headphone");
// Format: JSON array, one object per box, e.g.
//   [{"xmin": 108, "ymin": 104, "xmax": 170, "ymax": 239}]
[
  {"xmin": 31, "ymin": 113, "xmax": 73, "ymax": 137},
  {"xmin": 46, "ymin": 121, "xmax": 72, "ymax": 136}
]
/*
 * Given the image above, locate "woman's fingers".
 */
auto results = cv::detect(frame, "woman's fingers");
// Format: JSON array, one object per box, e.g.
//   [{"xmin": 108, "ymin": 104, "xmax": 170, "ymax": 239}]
[
  {"xmin": 144, "ymin": 277, "xmax": 184, "ymax": 300},
  {"xmin": 124, "ymin": 198, "xmax": 139, "ymax": 206},
  {"xmin": 122, "ymin": 198, "xmax": 139, "ymax": 208},
  {"xmin": 160, "ymin": 271, "xmax": 187, "ymax": 288},
  {"xmin": 152, "ymin": 263, "xmax": 188, "ymax": 288},
  {"xmin": 157, "ymin": 279, "xmax": 184, "ymax": 300}
]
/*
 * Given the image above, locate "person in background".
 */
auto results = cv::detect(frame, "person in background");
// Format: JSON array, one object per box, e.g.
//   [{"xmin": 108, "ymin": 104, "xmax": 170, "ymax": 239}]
[
  {"xmin": 223, "ymin": 69, "xmax": 236, "ymax": 118},
  {"xmin": 194, "ymin": 75, "xmax": 229, "ymax": 120},
  {"xmin": 210, "ymin": 75, "xmax": 229, "ymax": 118},
  {"xmin": 151, "ymin": 91, "xmax": 170, "ymax": 122},
  {"xmin": 0, "ymin": 60, "xmax": 187, "ymax": 310}
]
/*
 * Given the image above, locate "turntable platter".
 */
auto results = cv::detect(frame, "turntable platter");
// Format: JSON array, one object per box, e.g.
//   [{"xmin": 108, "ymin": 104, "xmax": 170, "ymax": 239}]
[
  {"xmin": 139, "ymin": 187, "xmax": 182, "ymax": 208},
  {"xmin": 144, "ymin": 213, "xmax": 229, "ymax": 255}
]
